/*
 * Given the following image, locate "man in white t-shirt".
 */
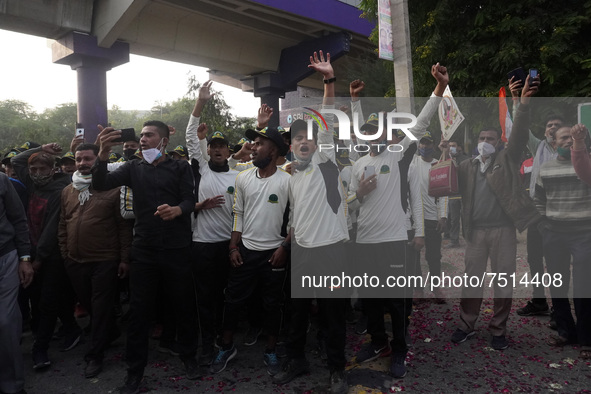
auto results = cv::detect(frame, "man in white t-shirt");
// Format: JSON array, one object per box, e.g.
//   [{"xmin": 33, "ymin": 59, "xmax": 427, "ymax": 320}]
[
  {"xmin": 272, "ymin": 51, "xmax": 349, "ymax": 394},
  {"xmin": 348, "ymin": 63, "xmax": 449, "ymax": 379},
  {"xmin": 211, "ymin": 126, "xmax": 290, "ymax": 376},
  {"xmin": 185, "ymin": 83, "xmax": 240, "ymax": 366}
]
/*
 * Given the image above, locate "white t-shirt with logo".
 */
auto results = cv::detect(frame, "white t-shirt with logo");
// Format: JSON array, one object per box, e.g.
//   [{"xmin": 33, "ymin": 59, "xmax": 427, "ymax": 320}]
[{"xmin": 233, "ymin": 167, "xmax": 291, "ymax": 251}]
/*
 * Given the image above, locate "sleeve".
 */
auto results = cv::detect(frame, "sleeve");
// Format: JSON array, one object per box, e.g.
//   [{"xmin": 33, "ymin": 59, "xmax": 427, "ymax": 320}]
[
  {"xmin": 316, "ymin": 104, "xmax": 336, "ymax": 164},
  {"xmin": 58, "ymin": 187, "xmax": 68, "ymax": 259},
  {"xmin": 232, "ymin": 173, "xmax": 245, "ymax": 233},
  {"xmin": 119, "ymin": 186, "xmax": 135, "ymax": 219},
  {"xmin": 3, "ymin": 174, "xmax": 30, "ymax": 257},
  {"xmin": 186, "ymin": 114, "xmax": 210, "ymax": 165},
  {"xmin": 571, "ymin": 148, "xmax": 591, "ymax": 186},
  {"xmin": 437, "ymin": 196, "xmax": 448, "ymax": 219},
  {"xmin": 400, "ymin": 94, "xmax": 443, "ymax": 151},
  {"xmin": 228, "ymin": 155, "xmax": 254, "ymax": 171},
  {"xmin": 533, "ymin": 171, "xmax": 546, "ymax": 217},
  {"xmin": 92, "ymin": 159, "xmax": 131, "ymax": 191},
  {"xmin": 527, "ymin": 130, "xmax": 541, "ymax": 158},
  {"xmin": 507, "ymin": 104, "xmax": 531, "ymax": 162},
  {"xmin": 11, "ymin": 146, "xmax": 42, "ymax": 191},
  {"xmin": 348, "ymin": 100, "xmax": 364, "ymax": 162},
  {"xmin": 408, "ymin": 162, "xmax": 425, "ymax": 237},
  {"xmin": 113, "ymin": 191, "xmax": 133, "ymax": 264},
  {"xmin": 177, "ymin": 161, "xmax": 197, "ymax": 216}
]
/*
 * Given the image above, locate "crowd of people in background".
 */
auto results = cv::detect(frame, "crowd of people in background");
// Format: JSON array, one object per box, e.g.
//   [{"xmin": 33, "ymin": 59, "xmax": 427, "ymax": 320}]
[{"xmin": 1, "ymin": 50, "xmax": 590, "ymax": 394}]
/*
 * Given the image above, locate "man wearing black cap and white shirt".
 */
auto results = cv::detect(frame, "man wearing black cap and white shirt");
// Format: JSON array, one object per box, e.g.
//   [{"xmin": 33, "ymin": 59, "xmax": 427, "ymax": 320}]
[
  {"xmin": 211, "ymin": 125, "xmax": 290, "ymax": 376},
  {"xmin": 185, "ymin": 85, "xmax": 240, "ymax": 365},
  {"xmin": 348, "ymin": 63, "xmax": 449, "ymax": 378}
]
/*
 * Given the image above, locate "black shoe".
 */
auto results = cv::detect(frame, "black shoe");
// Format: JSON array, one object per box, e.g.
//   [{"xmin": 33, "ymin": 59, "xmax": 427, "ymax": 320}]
[
  {"xmin": 210, "ymin": 345, "xmax": 237, "ymax": 374},
  {"xmin": 32, "ymin": 350, "xmax": 51, "ymax": 370},
  {"xmin": 157, "ymin": 340, "xmax": 180, "ymax": 356},
  {"xmin": 119, "ymin": 373, "xmax": 142, "ymax": 394},
  {"xmin": 389, "ymin": 352, "xmax": 407, "ymax": 378},
  {"xmin": 446, "ymin": 241, "xmax": 460, "ymax": 248},
  {"xmin": 272, "ymin": 357, "xmax": 310, "ymax": 385},
  {"xmin": 60, "ymin": 329, "xmax": 82, "ymax": 352},
  {"xmin": 264, "ymin": 351, "xmax": 281, "ymax": 376},
  {"xmin": 516, "ymin": 301, "xmax": 550, "ymax": 316},
  {"xmin": 355, "ymin": 315, "xmax": 368, "ymax": 335},
  {"xmin": 355, "ymin": 342, "xmax": 391, "ymax": 363},
  {"xmin": 451, "ymin": 328, "xmax": 475, "ymax": 344},
  {"xmin": 491, "ymin": 335, "xmax": 509, "ymax": 350},
  {"xmin": 548, "ymin": 308, "xmax": 557, "ymax": 330},
  {"xmin": 183, "ymin": 357, "xmax": 204, "ymax": 380},
  {"xmin": 243, "ymin": 327, "xmax": 263, "ymax": 346},
  {"xmin": 329, "ymin": 370, "xmax": 348, "ymax": 394},
  {"xmin": 84, "ymin": 359, "xmax": 103, "ymax": 378}
]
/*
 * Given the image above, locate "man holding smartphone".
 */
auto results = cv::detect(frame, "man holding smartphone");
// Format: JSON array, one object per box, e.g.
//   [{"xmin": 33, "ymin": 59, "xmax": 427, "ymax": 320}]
[
  {"xmin": 347, "ymin": 63, "xmax": 449, "ymax": 378},
  {"xmin": 93, "ymin": 121, "xmax": 199, "ymax": 394}
]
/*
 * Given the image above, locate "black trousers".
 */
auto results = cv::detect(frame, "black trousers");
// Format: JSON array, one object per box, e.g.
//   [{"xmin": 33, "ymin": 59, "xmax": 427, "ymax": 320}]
[
  {"xmin": 526, "ymin": 223, "xmax": 547, "ymax": 302},
  {"xmin": 193, "ymin": 241, "xmax": 230, "ymax": 352},
  {"xmin": 126, "ymin": 246, "xmax": 198, "ymax": 375},
  {"xmin": 223, "ymin": 245, "xmax": 286, "ymax": 339},
  {"xmin": 32, "ymin": 257, "xmax": 79, "ymax": 352}
]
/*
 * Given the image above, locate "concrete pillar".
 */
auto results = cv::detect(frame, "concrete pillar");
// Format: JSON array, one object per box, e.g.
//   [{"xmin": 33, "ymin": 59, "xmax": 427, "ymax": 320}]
[
  {"xmin": 260, "ymin": 94, "xmax": 281, "ymax": 128},
  {"xmin": 52, "ymin": 32, "xmax": 129, "ymax": 143},
  {"xmin": 390, "ymin": 0, "xmax": 414, "ymax": 113}
]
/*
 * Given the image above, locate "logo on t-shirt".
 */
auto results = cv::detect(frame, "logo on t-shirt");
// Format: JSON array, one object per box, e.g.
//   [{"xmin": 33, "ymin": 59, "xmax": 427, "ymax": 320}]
[
  {"xmin": 268, "ymin": 194, "xmax": 279, "ymax": 203},
  {"xmin": 226, "ymin": 186, "xmax": 235, "ymax": 194},
  {"xmin": 342, "ymin": 180, "xmax": 348, "ymax": 189},
  {"xmin": 380, "ymin": 165, "xmax": 390, "ymax": 174}
]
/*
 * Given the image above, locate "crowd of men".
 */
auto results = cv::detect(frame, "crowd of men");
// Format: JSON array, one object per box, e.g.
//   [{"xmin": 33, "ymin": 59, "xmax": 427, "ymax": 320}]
[{"xmin": 0, "ymin": 51, "xmax": 590, "ymax": 394}]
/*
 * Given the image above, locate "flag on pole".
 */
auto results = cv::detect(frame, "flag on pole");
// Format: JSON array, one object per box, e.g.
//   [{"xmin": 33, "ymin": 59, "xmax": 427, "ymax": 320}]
[{"xmin": 499, "ymin": 87, "xmax": 513, "ymax": 142}]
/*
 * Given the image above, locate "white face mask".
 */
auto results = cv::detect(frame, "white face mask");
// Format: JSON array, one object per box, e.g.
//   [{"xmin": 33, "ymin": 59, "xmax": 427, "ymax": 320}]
[
  {"xmin": 450, "ymin": 146, "xmax": 457, "ymax": 155},
  {"xmin": 142, "ymin": 138, "xmax": 164, "ymax": 164},
  {"xmin": 477, "ymin": 141, "xmax": 496, "ymax": 158}
]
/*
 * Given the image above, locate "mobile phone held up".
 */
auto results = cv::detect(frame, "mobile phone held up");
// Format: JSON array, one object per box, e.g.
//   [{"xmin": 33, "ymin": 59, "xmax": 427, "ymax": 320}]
[
  {"xmin": 364, "ymin": 165, "xmax": 376, "ymax": 179},
  {"xmin": 507, "ymin": 67, "xmax": 527, "ymax": 86},
  {"xmin": 113, "ymin": 128, "xmax": 137, "ymax": 143}
]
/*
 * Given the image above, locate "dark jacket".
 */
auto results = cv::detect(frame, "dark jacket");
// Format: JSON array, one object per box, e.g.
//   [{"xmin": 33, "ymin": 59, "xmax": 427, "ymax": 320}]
[
  {"xmin": 58, "ymin": 183, "xmax": 133, "ymax": 264},
  {"xmin": 92, "ymin": 156, "xmax": 195, "ymax": 250},
  {"xmin": 0, "ymin": 173, "xmax": 30, "ymax": 258},
  {"xmin": 11, "ymin": 147, "xmax": 71, "ymax": 262},
  {"xmin": 458, "ymin": 104, "xmax": 540, "ymax": 242}
]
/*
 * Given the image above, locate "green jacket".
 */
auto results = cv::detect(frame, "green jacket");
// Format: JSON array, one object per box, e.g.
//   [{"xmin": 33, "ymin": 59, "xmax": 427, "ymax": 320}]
[{"xmin": 458, "ymin": 104, "xmax": 540, "ymax": 242}]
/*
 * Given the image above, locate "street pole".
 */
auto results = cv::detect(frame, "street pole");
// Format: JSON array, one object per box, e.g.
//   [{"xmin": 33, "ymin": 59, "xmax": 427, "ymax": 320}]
[{"xmin": 390, "ymin": 0, "xmax": 414, "ymax": 114}]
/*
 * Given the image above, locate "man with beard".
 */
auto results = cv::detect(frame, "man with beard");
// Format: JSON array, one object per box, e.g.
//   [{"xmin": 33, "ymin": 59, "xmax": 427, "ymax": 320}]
[
  {"xmin": 58, "ymin": 143, "xmax": 133, "ymax": 378},
  {"xmin": 211, "ymin": 126, "xmax": 290, "ymax": 376},
  {"xmin": 93, "ymin": 121, "xmax": 199, "ymax": 394},
  {"xmin": 271, "ymin": 50, "xmax": 349, "ymax": 394},
  {"xmin": 185, "ymin": 81, "xmax": 240, "ymax": 364},
  {"xmin": 11, "ymin": 144, "xmax": 83, "ymax": 369}
]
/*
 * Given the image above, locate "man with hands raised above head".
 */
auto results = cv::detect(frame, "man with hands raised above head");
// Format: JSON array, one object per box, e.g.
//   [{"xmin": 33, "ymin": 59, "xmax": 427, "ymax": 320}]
[{"xmin": 92, "ymin": 120, "xmax": 200, "ymax": 394}]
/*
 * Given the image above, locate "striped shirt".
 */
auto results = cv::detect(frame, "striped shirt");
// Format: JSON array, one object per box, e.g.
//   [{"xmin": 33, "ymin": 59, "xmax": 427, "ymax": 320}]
[{"xmin": 534, "ymin": 158, "xmax": 591, "ymax": 232}]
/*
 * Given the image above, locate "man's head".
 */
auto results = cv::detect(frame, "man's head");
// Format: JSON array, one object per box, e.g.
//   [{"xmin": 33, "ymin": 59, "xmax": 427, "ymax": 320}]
[
  {"xmin": 75, "ymin": 144, "xmax": 99, "ymax": 175},
  {"xmin": 169, "ymin": 145, "xmax": 189, "ymax": 161},
  {"xmin": 449, "ymin": 141, "xmax": 463, "ymax": 156},
  {"xmin": 28, "ymin": 152, "xmax": 56, "ymax": 186},
  {"xmin": 207, "ymin": 132, "xmax": 231, "ymax": 167},
  {"xmin": 544, "ymin": 115, "xmax": 564, "ymax": 144},
  {"xmin": 418, "ymin": 131, "xmax": 435, "ymax": 160},
  {"xmin": 59, "ymin": 152, "xmax": 76, "ymax": 174},
  {"xmin": 140, "ymin": 120, "xmax": 169, "ymax": 151},
  {"xmin": 290, "ymin": 120, "xmax": 317, "ymax": 162},
  {"xmin": 123, "ymin": 139, "xmax": 140, "ymax": 160},
  {"xmin": 477, "ymin": 128, "xmax": 501, "ymax": 158},
  {"xmin": 245, "ymin": 127, "xmax": 289, "ymax": 168}
]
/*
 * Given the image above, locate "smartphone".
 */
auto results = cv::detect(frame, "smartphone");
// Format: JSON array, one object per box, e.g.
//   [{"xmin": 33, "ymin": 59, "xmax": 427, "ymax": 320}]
[
  {"xmin": 529, "ymin": 68, "xmax": 538, "ymax": 79},
  {"xmin": 75, "ymin": 127, "xmax": 84, "ymax": 138},
  {"xmin": 364, "ymin": 165, "xmax": 376, "ymax": 179},
  {"xmin": 113, "ymin": 128, "xmax": 136, "ymax": 143},
  {"xmin": 507, "ymin": 67, "xmax": 527, "ymax": 85}
]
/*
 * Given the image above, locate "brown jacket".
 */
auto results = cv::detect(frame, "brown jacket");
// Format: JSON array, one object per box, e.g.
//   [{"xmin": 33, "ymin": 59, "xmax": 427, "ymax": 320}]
[
  {"xmin": 458, "ymin": 103, "xmax": 540, "ymax": 242},
  {"xmin": 58, "ymin": 184, "xmax": 132, "ymax": 264}
]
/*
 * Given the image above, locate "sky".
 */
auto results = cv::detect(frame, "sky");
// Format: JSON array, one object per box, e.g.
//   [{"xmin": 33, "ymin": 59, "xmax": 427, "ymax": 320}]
[{"xmin": 0, "ymin": 29, "xmax": 260, "ymax": 118}]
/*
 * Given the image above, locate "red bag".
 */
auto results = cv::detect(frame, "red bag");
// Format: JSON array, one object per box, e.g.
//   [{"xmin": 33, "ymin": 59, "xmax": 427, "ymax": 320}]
[{"xmin": 428, "ymin": 156, "xmax": 458, "ymax": 197}]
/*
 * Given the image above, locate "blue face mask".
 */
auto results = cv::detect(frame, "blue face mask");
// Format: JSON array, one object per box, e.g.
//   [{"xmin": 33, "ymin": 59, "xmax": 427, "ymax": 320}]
[{"xmin": 418, "ymin": 147, "xmax": 434, "ymax": 157}]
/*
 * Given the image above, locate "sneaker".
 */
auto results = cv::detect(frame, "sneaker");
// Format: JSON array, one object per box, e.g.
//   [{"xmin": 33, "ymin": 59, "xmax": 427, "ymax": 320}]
[
  {"xmin": 355, "ymin": 315, "xmax": 368, "ymax": 335},
  {"xmin": 329, "ymin": 370, "xmax": 348, "ymax": 394},
  {"xmin": 276, "ymin": 342, "xmax": 287, "ymax": 358},
  {"xmin": 32, "ymin": 350, "xmax": 51, "ymax": 370},
  {"xmin": 446, "ymin": 241, "xmax": 460, "ymax": 248},
  {"xmin": 183, "ymin": 357, "xmax": 204, "ymax": 380},
  {"xmin": 119, "ymin": 372, "xmax": 142, "ymax": 394},
  {"xmin": 272, "ymin": 357, "xmax": 310, "ymax": 385},
  {"xmin": 199, "ymin": 346, "xmax": 214, "ymax": 366},
  {"xmin": 243, "ymin": 327, "xmax": 263, "ymax": 346},
  {"xmin": 60, "ymin": 329, "xmax": 82, "ymax": 352},
  {"xmin": 389, "ymin": 352, "xmax": 407, "ymax": 378},
  {"xmin": 548, "ymin": 308, "xmax": 557, "ymax": 330},
  {"xmin": 84, "ymin": 359, "xmax": 103, "ymax": 378},
  {"xmin": 315, "ymin": 338, "xmax": 328, "ymax": 361},
  {"xmin": 451, "ymin": 328, "xmax": 475, "ymax": 344},
  {"xmin": 157, "ymin": 341, "xmax": 180, "ymax": 356},
  {"xmin": 355, "ymin": 342, "xmax": 391, "ymax": 363},
  {"xmin": 491, "ymin": 335, "xmax": 509, "ymax": 350},
  {"xmin": 210, "ymin": 345, "xmax": 237, "ymax": 374},
  {"xmin": 516, "ymin": 301, "xmax": 550, "ymax": 316},
  {"xmin": 264, "ymin": 351, "xmax": 281, "ymax": 376}
]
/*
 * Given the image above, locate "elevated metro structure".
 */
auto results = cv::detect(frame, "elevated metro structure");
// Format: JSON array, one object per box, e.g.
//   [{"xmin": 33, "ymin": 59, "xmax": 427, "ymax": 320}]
[{"xmin": 1, "ymin": 0, "xmax": 375, "ymax": 140}]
